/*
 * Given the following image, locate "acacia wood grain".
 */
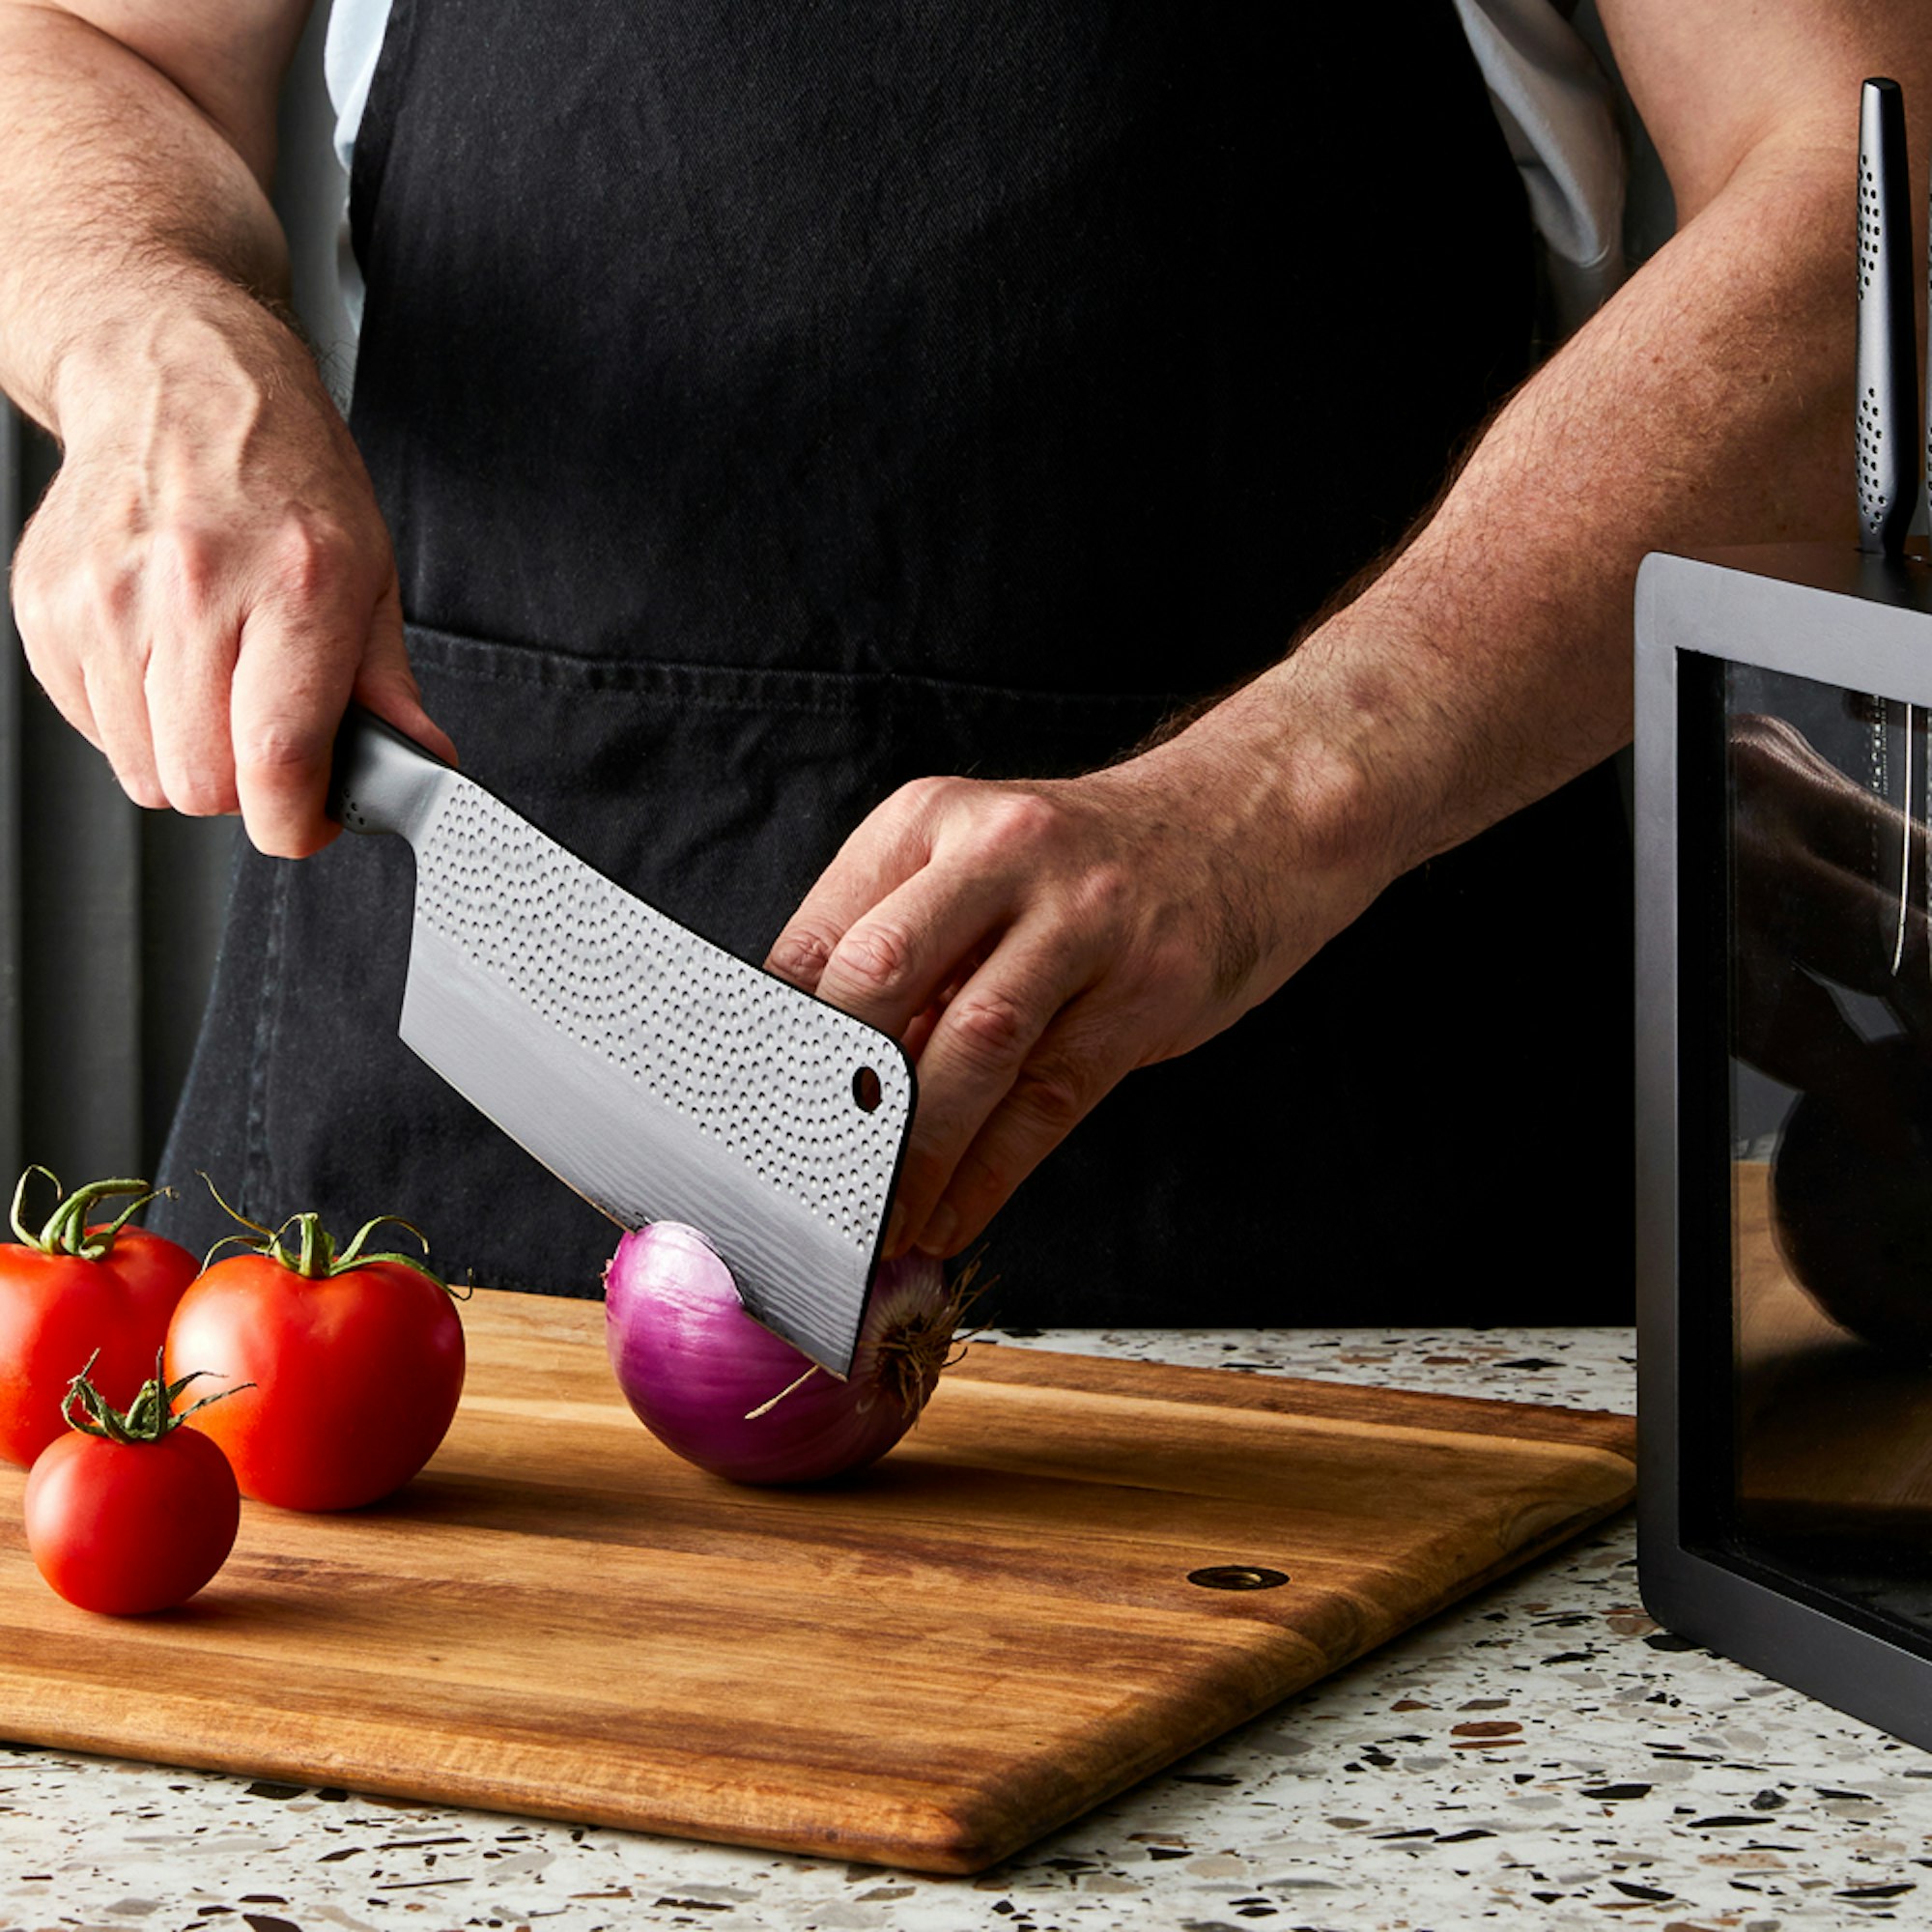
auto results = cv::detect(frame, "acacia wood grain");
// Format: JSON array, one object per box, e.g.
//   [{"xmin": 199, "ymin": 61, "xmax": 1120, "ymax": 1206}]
[{"xmin": 0, "ymin": 1289, "xmax": 1634, "ymax": 1872}]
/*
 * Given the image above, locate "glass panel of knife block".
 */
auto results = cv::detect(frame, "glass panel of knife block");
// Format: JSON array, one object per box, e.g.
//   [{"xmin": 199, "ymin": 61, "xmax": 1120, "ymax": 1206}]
[{"xmin": 1725, "ymin": 655, "xmax": 1932, "ymax": 1641}]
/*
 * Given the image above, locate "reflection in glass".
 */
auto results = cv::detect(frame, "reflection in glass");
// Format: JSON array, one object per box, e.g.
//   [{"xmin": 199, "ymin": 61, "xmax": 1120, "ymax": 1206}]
[{"xmin": 1728, "ymin": 662, "xmax": 1932, "ymax": 1635}]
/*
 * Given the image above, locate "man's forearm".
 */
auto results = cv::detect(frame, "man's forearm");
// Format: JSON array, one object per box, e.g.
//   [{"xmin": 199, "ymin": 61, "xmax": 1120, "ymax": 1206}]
[
  {"xmin": 1184, "ymin": 123, "xmax": 1885, "ymax": 916},
  {"xmin": 1, "ymin": 1, "xmax": 445, "ymax": 856},
  {"xmin": 0, "ymin": 1, "xmax": 298, "ymax": 437}
]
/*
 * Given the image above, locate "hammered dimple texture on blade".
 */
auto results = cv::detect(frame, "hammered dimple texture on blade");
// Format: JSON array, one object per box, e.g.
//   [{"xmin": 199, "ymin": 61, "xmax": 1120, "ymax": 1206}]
[{"xmin": 397, "ymin": 778, "xmax": 913, "ymax": 1375}]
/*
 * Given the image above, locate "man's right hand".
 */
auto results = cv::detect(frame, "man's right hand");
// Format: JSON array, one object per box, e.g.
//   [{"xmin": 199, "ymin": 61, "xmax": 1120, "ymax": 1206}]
[
  {"xmin": 0, "ymin": 0, "xmax": 454, "ymax": 858},
  {"xmin": 13, "ymin": 297, "xmax": 453, "ymax": 857}
]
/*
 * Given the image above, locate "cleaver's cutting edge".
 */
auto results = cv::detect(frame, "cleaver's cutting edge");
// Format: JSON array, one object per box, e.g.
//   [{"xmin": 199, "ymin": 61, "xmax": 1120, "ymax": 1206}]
[{"xmin": 326, "ymin": 702, "xmax": 915, "ymax": 1378}]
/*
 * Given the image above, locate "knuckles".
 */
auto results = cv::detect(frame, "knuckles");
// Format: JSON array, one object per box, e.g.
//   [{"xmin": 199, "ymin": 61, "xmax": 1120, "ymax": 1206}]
[
  {"xmin": 972, "ymin": 788, "xmax": 1062, "ymax": 862},
  {"xmin": 878, "ymin": 775, "xmax": 1065, "ymax": 858},
  {"xmin": 941, "ymin": 988, "xmax": 1034, "ymax": 1068},
  {"xmin": 118, "ymin": 773, "xmax": 170, "ymax": 811},
  {"xmin": 18, "ymin": 499, "xmax": 358, "ymax": 660},
  {"xmin": 159, "ymin": 769, "xmax": 242, "ymax": 818},
  {"xmin": 146, "ymin": 522, "xmax": 227, "ymax": 614},
  {"xmin": 261, "ymin": 515, "xmax": 352, "ymax": 608},
  {"xmin": 233, "ymin": 718, "xmax": 329, "ymax": 779},
  {"xmin": 1065, "ymin": 859, "xmax": 1134, "ymax": 941},
  {"xmin": 84, "ymin": 554, "xmax": 144, "ymax": 633},
  {"xmin": 8, "ymin": 564, "xmax": 53, "ymax": 660},
  {"xmin": 766, "ymin": 925, "xmax": 835, "ymax": 988},
  {"xmin": 884, "ymin": 772, "xmax": 960, "ymax": 824},
  {"xmin": 830, "ymin": 920, "xmax": 920, "ymax": 1000},
  {"xmin": 9, "ymin": 429, "xmax": 382, "ymax": 861},
  {"xmin": 1007, "ymin": 1054, "xmax": 1091, "ymax": 1135}
]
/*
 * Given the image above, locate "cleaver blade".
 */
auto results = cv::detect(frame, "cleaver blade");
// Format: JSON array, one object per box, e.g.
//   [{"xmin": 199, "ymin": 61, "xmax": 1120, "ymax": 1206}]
[{"xmin": 327, "ymin": 703, "xmax": 915, "ymax": 1378}]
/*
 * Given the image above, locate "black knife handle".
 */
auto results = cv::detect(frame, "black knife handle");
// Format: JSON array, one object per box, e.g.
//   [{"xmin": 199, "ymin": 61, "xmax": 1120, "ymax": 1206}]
[
  {"xmin": 325, "ymin": 702, "xmax": 454, "ymax": 844},
  {"xmin": 1857, "ymin": 76, "xmax": 1918, "ymax": 556}
]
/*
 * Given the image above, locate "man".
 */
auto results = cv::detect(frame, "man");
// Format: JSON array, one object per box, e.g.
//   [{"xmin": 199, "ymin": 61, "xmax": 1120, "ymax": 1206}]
[{"xmin": 2, "ymin": 2, "xmax": 1921, "ymax": 1322}]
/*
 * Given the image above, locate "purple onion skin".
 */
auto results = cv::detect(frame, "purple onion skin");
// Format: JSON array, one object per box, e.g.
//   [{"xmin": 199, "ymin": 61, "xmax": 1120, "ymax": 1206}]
[{"xmin": 604, "ymin": 1222, "xmax": 948, "ymax": 1485}]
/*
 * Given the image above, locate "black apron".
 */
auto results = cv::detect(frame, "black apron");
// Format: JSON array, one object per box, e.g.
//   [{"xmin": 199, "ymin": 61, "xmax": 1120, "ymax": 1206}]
[{"xmin": 157, "ymin": 2, "xmax": 1635, "ymax": 1323}]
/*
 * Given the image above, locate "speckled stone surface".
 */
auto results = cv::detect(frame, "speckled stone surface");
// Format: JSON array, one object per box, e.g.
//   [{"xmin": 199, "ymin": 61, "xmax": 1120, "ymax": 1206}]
[{"xmin": 5, "ymin": 1325, "xmax": 1926, "ymax": 1932}]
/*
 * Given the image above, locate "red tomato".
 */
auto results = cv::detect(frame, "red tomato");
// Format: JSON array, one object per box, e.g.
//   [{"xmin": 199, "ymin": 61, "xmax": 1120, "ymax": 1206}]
[
  {"xmin": 0, "ymin": 1226, "xmax": 199, "ymax": 1469},
  {"xmin": 25, "ymin": 1425, "xmax": 240, "ymax": 1614},
  {"xmin": 164, "ymin": 1254, "xmax": 466, "ymax": 1511}
]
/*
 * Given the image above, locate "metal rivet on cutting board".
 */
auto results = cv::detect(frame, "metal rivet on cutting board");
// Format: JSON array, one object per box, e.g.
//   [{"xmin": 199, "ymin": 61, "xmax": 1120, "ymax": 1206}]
[
  {"xmin": 1187, "ymin": 1565, "xmax": 1289, "ymax": 1591},
  {"xmin": 852, "ymin": 1066, "xmax": 882, "ymax": 1112}
]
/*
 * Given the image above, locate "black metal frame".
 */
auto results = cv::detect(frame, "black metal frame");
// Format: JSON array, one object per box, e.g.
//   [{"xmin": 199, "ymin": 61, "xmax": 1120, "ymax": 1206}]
[{"xmin": 1636, "ymin": 540, "xmax": 1932, "ymax": 1742}]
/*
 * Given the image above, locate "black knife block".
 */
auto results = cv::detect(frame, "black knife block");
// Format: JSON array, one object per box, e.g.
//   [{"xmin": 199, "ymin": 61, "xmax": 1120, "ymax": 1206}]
[{"xmin": 1637, "ymin": 537, "xmax": 1932, "ymax": 1750}]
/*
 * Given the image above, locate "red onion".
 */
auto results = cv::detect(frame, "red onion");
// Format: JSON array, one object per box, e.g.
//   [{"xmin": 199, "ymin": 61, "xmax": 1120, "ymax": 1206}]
[{"xmin": 603, "ymin": 1222, "xmax": 967, "ymax": 1484}]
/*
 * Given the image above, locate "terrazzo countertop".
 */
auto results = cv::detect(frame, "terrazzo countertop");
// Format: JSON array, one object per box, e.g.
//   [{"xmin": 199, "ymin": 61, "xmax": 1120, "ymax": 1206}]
[{"xmin": 5, "ymin": 1324, "xmax": 1927, "ymax": 1932}]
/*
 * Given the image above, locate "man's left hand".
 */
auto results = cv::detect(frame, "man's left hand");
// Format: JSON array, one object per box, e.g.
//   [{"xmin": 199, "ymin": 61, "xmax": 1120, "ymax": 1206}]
[{"xmin": 763, "ymin": 721, "xmax": 1380, "ymax": 1260}]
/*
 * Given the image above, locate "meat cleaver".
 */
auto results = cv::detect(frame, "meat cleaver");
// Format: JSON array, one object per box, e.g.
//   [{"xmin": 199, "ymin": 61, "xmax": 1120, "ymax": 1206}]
[{"xmin": 326, "ymin": 702, "xmax": 915, "ymax": 1378}]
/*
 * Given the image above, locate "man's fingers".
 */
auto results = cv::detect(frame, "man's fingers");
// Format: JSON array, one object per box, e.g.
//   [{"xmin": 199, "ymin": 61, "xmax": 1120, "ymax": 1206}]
[
  {"xmin": 11, "ymin": 535, "xmax": 103, "ymax": 753},
  {"xmin": 15, "ymin": 634, "xmax": 101, "ymax": 753},
  {"xmin": 20, "ymin": 527, "xmax": 162, "ymax": 802},
  {"xmin": 7, "ymin": 312, "xmax": 424, "ymax": 850},
  {"xmin": 811, "ymin": 859, "xmax": 1023, "ymax": 1056},
  {"xmin": 146, "ymin": 615, "xmax": 242, "ymax": 816},
  {"xmin": 79, "ymin": 648, "xmax": 166, "ymax": 809},
  {"xmin": 764, "ymin": 778, "xmax": 953, "ymax": 997},
  {"xmin": 785, "ymin": 786, "xmax": 1085, "ymax": 1039},
  {"xmin": 909, "ymin": 994, "xmax": 1127, "ymax": 1258},
  {"xmin": 771, "ymin": 778, "xmax": 1143, "ymax": 1255},
  {"xmin": 352, "ymin": 580, "xmax": 457, "ymax": 765},
  {"xmin": 229, "ymin": 597, "xmax": 361, "ymax": 858},
  {"xmin": 883, "ymin": 923, "xmax": 1098, "ymax": 1252}
]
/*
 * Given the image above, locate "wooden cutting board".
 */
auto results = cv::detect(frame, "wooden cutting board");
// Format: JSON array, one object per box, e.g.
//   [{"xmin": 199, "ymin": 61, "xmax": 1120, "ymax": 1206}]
[{"xmin": 0, "ymin": 1290, "xmax": 1634, "ymax": 1873}]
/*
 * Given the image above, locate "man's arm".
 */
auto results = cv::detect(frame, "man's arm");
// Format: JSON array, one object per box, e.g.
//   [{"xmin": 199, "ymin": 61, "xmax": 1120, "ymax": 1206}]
[
  {"xmin": 0, "ymin": 0, "xmax": 453, "ymax": 855},
  {"xmin": 767, "ymin": 0, "xmax": 1932, "ymax": 1262}
]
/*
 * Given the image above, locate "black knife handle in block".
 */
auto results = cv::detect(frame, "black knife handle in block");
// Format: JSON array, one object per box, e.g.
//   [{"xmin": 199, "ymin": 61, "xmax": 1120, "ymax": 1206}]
[
  {"xmin": 1857, "ymin": 76, "xmax": 1918, "ymax": 556},
  {"xmin": 326, "ymin": 703, "xmax": 452, "ymax": 845}
]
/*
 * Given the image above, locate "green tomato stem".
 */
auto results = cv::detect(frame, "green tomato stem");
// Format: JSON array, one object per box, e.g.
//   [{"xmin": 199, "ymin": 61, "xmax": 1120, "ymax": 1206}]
[
  {"xmin": 200, "ymin": 1177, "xmax": 452, "ymax": 1293},
  {"xmin": 59, "ymin": 1348, "xmax": 253, "ymax": 1444},
  {"xmin": 8, "ymin": 1168, "xmax": 170, "ymax": 1261}
]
